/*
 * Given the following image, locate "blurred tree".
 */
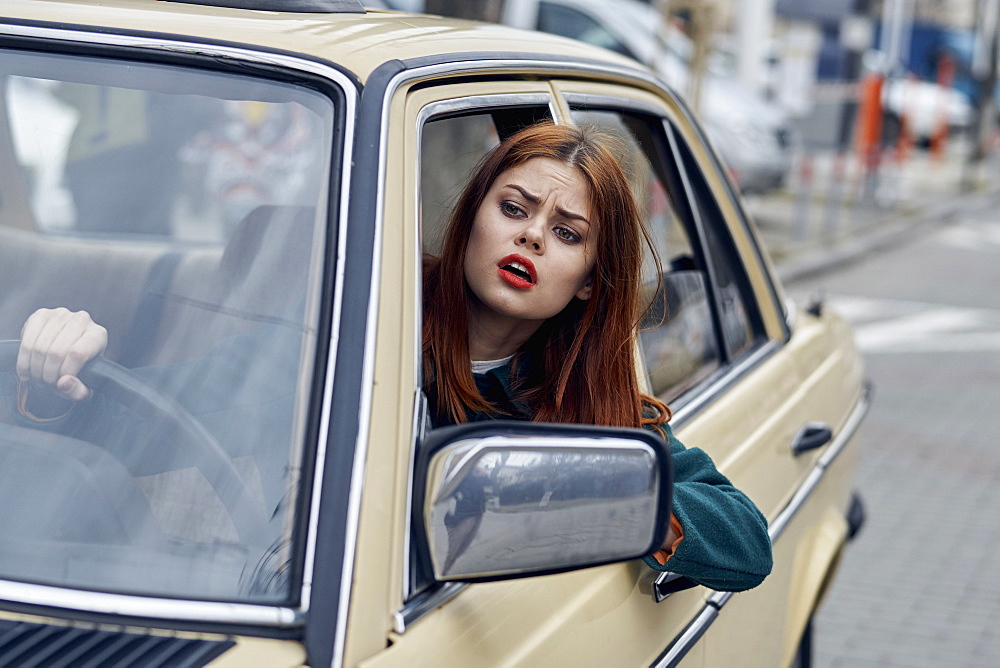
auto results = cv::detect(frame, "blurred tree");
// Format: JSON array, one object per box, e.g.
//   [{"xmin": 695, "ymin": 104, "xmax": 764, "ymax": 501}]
[
  {"xmin": 425, "ymin": 0, "xmax": 504, "ymax": 22},
  {"xmin": 655, "ymin": 0, "xmax": 721, "ymax": 112}
]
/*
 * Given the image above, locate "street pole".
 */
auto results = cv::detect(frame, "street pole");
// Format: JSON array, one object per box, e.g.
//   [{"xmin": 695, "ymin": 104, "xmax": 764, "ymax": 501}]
[
  {"xmin": 964, "ymin": 0, "xmax": 1000, "ymax": 190},
  {"xmin": 736, "ymin": 0, "xmax": 776, "ymax": 95}
]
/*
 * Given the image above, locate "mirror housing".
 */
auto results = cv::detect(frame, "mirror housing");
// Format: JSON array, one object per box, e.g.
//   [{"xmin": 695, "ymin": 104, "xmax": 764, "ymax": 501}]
[{"xmin": 416, "ymin": 421, "xmax": 672, "ymax": 582}]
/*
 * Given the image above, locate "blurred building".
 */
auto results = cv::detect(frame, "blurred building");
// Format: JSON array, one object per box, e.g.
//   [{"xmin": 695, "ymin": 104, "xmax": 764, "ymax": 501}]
[{"xmin": 913, "ymin": 0, "xmax": 975, "ymax": 29}]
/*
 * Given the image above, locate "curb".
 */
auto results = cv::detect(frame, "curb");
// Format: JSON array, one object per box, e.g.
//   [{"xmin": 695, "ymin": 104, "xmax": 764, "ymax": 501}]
[{"xmin": 773, "ymin": 188, "xmax": 1000, "ymax": 286}]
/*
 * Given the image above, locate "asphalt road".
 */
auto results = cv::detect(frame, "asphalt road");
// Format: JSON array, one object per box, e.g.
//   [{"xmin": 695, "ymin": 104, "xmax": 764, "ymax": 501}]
[{"xmin": 787, "ymin": 200, "xmax": 1000, "ymax": 667}]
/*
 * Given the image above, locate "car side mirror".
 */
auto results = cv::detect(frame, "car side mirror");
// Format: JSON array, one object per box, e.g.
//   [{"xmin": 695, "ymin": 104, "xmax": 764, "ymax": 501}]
[{"xmin": 415, "ymin": 421, "xmax": 672, "ymax": 582}]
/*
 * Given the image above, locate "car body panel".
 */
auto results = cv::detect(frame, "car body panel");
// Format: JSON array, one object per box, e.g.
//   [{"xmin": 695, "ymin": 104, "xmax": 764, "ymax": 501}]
[{"xmin": 0, "ymin": 3, "xmax": 866, "ymax": 667}]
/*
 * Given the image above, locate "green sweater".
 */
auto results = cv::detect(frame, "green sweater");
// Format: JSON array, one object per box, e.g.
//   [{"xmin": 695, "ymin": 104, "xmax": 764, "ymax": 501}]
[{"xmin": 435, "ymin": 361, "xmax": 773, "ymax": 593}]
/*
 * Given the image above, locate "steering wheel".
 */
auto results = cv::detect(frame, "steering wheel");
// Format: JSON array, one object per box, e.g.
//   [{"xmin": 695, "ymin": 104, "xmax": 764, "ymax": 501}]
[{"xmin": 1, "ymin": 340, "xmax": 269, "ymax": 545}]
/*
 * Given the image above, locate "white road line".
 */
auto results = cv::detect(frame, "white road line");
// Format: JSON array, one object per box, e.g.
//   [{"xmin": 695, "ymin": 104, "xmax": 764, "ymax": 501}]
[
  {"xmin": 826, "ymin": 295, "xmax": 1000, "ymax": 354},
  {"xmin": 934, "ymin": 222, "xmax": 1000, "ymax": 250}
]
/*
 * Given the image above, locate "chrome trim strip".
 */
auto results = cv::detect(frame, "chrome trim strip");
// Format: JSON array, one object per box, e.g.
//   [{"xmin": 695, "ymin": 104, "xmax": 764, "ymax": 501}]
[
  {"xmin": 765, "ymin": 465, "xmax": 828, "ymax": 544},
  {"xmin": 402, "ymin": 93, "xmax": 557, "ymax": 607},
  {"xmin": 0, "ymin": 580, "xmax": 301, "ymax": 627},
  {"xmin": 707, "ymin": 590, "xmax": 733, "ymax": 608},
  {"xmin": 384, "ymin": 57, "xmax": 676, "ymax": 109},
  {"xmin": 651, "ymin": 605, "xmax": 718, "ymax": 668},
  {"xmin": 769, "ymin": 381, "xmax": 873, "ymax": 542},
  {"xmin": 393, "ymin": 582, "xmax": 465, "ymax": 635},
  {"xmin": 415, "ymin": 93, "xmax": 555, "ymax": 122},
  {"xmin": 303, "ymin": 63, "xmax": 357, "ymax": 615},
  {"xmin": 401, "ymin": 388, "xmax": 424, "ymax": 600},
  {"xmin": 1, "ymin": 22, "xmax": 342, "ymax": 76},
  {"xmin": 329, "ymin": 69, "xmax": 391, "ymax": 668},
  {"xmin": 652, "ymin": 381, "xmax": 873, "ymax": 664},
  {"xmin": 0, "ymin": 22, "xmax": 357, "ymax": 630}
]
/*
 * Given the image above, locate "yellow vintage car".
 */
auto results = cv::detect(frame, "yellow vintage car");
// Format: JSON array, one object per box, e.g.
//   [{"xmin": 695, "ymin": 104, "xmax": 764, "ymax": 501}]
[{"xmin": 0, "ymin": 1, "xmax": 869, "ymax": 666}]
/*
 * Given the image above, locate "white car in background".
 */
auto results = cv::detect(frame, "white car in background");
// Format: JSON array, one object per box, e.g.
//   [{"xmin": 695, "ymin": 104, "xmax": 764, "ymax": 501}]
[{"xmin": 501, "ymin": 0, "xmax": 797, "ymax": 193}]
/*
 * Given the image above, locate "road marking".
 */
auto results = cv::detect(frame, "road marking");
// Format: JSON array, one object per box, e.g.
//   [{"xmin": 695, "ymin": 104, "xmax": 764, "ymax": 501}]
[
  {"xmin": 935, "ymin": 222, "xmax": 1000, "ymax": 251},
  {"xmin": 826, "ymin": 295, "xmax": 1000, "ymax": 354}
]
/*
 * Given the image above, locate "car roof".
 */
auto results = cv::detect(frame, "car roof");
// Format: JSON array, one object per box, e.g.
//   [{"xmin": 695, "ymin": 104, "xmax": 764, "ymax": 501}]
[{"xmin": 2, "ymin": 0, "xmax": 645, "ymax": 83}]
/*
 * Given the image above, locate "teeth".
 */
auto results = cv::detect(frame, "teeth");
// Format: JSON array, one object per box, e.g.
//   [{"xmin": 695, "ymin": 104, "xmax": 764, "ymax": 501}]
[{"xmin": 503, "ymin": 261, "xmax": 532, "ymax": 282}]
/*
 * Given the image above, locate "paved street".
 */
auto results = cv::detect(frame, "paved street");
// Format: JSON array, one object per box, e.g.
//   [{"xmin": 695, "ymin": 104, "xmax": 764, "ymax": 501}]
[{"xmin": 784, "ymin": 201, "xmax": 1000, "ymax": 666}]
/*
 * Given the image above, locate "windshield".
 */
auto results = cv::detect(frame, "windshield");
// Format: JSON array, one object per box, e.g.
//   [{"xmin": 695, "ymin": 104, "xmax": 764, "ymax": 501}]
[{"xmin": 0, "ymin": 47, "xmax": 338, "ymax": 604}]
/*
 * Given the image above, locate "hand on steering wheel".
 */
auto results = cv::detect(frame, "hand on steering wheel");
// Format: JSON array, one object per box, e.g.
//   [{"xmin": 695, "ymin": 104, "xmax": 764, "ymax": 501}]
[
  {"xmin": 17, "ymin": 307, "xmax": 107, "ymax": 404},
  {"xmin": 6, "ymin": 309, "xmax": 269, "ymax": 545}
]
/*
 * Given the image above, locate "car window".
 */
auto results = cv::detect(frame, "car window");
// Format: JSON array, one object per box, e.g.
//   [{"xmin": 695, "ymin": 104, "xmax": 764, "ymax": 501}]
[
  {"xmin": 569, "ymin": 107, "xmax": 722, "ymax": 401},
  {"xmin": 0, "ymin": 48, "xmax": 339, "ymax": 604},
  {"xmin": 537, "ymin": 2, "xmax": 635, "ymax": 59}
]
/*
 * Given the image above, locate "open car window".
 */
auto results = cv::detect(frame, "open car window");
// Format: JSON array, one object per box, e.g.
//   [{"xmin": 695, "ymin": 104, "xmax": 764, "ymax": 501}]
[
  {"xmin": 567, "ymin": 104, "xmax": 765, "ymax": 402},
  {"xmin": 0, "ymin": 47, "xmax": 339, "ymax": 604}
]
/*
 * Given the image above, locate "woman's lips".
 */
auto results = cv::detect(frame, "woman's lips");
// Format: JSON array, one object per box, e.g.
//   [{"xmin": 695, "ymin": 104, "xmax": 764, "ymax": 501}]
[{"xmin": 497, "ymin": 253, "xmax": 537, "ymax": 289}]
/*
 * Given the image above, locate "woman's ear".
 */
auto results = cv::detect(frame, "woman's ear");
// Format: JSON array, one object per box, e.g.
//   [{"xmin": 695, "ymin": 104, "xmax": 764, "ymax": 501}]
[{"xmin": 575, "ymin": 277, "xmax": 593, "ymax": 301}]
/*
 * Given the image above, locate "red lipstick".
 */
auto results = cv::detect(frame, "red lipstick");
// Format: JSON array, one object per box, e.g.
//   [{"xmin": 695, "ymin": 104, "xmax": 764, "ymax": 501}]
[{"xmin": 497, "ymin": 253, "xmax": 537, "ymax": 289}]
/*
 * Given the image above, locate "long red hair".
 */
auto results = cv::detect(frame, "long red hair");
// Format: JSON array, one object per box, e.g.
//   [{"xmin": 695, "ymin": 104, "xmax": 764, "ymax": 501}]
[{"xmin": 423, "ymin": 123, "xmax": 669, "ymax": 430}]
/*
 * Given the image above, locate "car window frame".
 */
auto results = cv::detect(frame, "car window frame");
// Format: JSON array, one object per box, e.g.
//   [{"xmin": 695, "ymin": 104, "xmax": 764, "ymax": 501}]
[
  {"xmin": 380, "ymin": 54, "xmax": 792, "ymax": 650},
  {"xmin": 0, "ymin": 21, "xmax": 357, "ymax": 633}
]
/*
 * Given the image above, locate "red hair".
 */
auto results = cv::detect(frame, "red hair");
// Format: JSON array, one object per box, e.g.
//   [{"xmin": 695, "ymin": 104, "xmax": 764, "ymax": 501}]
[{"xmin": 423, "ymin": 123, "xmax": 670, "ymax": 430}]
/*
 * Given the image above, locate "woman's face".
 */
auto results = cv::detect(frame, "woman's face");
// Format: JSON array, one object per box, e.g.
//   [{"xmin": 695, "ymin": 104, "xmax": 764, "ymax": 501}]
[{"xmin": 464, "ymin": 157, "xmax": 596, "ymax": 328}]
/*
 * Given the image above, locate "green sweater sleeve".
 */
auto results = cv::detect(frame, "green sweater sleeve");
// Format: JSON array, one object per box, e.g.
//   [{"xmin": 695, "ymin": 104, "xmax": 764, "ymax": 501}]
[{"xmin": 643, "ymin": 424, "xmax": 773, "ymax": 592}]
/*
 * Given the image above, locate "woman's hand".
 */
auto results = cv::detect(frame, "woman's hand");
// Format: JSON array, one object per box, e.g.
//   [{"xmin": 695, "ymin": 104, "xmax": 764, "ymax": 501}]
[
  {"xmin": 17, "ymin": 308, "xmax": 108, "ymax": 402},
  {"xmin": 660, "ymin": 521, "xmax": 681, "ymax": 552}
]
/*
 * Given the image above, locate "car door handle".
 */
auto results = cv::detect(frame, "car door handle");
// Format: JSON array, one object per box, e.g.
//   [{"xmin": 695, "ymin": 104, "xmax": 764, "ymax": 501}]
[
  {"xmin": 791, "ymin": 422, "xmax": 832, "ymax": 456},
  {"xmin": 654, "ymin": 572, "xmax": 699, "ymax": 602}
]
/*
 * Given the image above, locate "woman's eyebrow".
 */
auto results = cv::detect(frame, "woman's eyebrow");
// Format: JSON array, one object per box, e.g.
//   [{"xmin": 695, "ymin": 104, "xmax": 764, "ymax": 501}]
[
  {"xmin": 506, "ymin": 184, "xmax": 590, "ymax": 224},
  {"xmin": 506, "ymin": 184, "xmax": 540, "ymax": 204},
  {"xmin": 555, "ymin": 206, "xmax": 590, "ymax": 224}
]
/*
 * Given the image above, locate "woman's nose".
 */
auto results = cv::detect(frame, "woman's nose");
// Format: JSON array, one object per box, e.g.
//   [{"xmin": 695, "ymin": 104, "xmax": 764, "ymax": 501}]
[{"xmin": 515, "ymin": 220, "xmax": 544, "ymax": 252}]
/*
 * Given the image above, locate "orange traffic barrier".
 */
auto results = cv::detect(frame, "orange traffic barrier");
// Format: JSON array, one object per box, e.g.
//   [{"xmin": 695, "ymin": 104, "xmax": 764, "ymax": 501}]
[{"xmin": 854, "ymin": 72, "xmax": 885, "ymax": 181}]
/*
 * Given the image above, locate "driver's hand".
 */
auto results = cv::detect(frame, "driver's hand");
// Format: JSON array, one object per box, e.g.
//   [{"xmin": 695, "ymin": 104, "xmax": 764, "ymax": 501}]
[{"xmin": 17, "ymin": 308, "xmax": 108, "ymax": 402}]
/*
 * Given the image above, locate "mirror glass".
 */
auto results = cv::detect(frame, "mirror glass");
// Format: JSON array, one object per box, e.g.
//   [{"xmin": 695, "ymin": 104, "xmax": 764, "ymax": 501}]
[{"xmin": 425, "ymin": 435, "xmax": 665, "ymax": 580}]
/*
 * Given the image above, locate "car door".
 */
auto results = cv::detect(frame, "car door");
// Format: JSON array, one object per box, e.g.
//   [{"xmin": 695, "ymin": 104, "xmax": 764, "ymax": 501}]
[{"xmin": 351, "ymin": 66, "xmax": 865, "ymax": 666}]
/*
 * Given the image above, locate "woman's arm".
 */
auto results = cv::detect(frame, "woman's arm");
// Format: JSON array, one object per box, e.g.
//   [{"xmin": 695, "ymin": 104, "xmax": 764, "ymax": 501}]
[{"xmin": 644, "ymin": 423, "xmax": 773, "ymax": 592}]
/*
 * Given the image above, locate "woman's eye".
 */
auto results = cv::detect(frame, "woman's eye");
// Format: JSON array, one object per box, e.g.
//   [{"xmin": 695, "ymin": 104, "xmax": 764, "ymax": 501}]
[
  {"xmin": 501, "ymin": 201, "xmax": 524, "ymax": 217},
  {"xmin": 554, "ymin": 226, "xmax": 580, "ymax": 243}
]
